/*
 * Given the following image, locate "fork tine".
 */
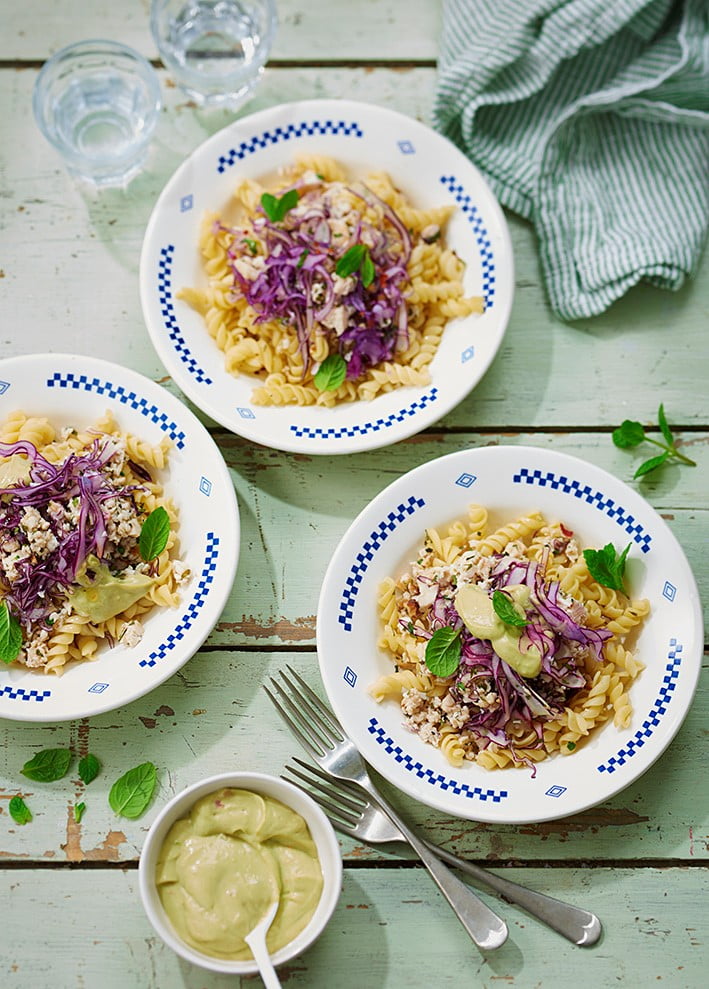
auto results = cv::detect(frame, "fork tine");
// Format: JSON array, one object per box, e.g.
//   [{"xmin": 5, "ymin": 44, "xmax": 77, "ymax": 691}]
[
  {"xmin": 269, "ymin": 674, "xmax": 339, "ymax": 752},
  {"xmin": 277, "ymin": 668, "xmax": 342, "ymax": 747},
  {"xmin": 289, "ymin": 758, "xmax": 368, "ymax": 810},
  {"xmin": 264, "ymin": 683, "xmax": 325, "ymax": 759},
  {"xmin": 284, "ymin": 760, "xmax": 365, "ymax": 817},
  {"xmin": 284, "ymin": 665, "xmax": 344, "ymax": 740},
  {"xmin": 281, "ymin": 769, "xmax": 361, "ymax": 828}
]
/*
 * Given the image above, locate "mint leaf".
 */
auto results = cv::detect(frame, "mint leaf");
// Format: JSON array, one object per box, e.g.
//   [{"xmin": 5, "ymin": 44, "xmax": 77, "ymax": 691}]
[
  {"xmin": 657, "ymin": 403, "xmax": 674, "ymax": 447},
  {"xmin": 360, "ymin": 250, "xmax": 375, "ymax": 288},
  {"xmin": 634, "ymin": 452, "xmax": 670, "ymax": 479},
  {"xmin": 74, "ymin": 802, "xmax": 87, "ymax": 823},
  {"xmin": 0, "ymin": 601, "xmax": 22, "ymax": 664},
  {"xmin": 612, "ymin": 420, "xmax": 645, "ymax": 449},
  {"xmin": 139, "ymin": 506, "xmax": 170, "ymax": 562},
  {"xmin": 21, "ymin": 748, "xmax": 72, "ymax": 782},
  {"xmin": 335, "ymin": 244, "xmax": 366, "ymax": 278},
  {"xmin": 9, "ymin": 795, "xmax": 32, "ymax": 825},
  {"xmin": 78, "ymin": 753, "xmax": 100, "ymax": 786},
  {"xmin": 425, "ymin": 627, "xmax": 462, "ymax": 677},
  {"xmin": 108, "ymin": 762, "xmax": 157, "ymax": 819},
  {"xmin": 314, "ymin": 354, "xmax": 347, "ymax": 392},
  {"xmin": 243, "ymin": 237, "xmax": 259, "ymax": 256},
  {"xmin": 260, "ymin": 189, "xmax": 298, "ymax": 223},
  {"xmin": 583, "ymin": 543, "xmax": 631, "ymax": 593},
  {"xmin": 492, "ymin": 590, "xmax": 529, "ymax": 628}
]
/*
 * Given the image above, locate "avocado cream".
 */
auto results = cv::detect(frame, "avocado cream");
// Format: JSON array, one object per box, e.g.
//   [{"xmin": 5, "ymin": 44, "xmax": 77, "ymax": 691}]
[
  {"xmin": 454, "ymin": 583, "xmax": 542, "ymax": 678},
  {"xmin": 155, "ymin": 787, "xmax": 323, "ymax": 961}
]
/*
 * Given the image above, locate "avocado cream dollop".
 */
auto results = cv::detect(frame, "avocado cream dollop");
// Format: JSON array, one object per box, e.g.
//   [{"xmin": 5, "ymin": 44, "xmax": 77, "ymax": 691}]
[
  {"xmin": 67, "ymin": 555, "xmax": 154, "ymax": 623},
  {"xmin": 454, "ymin": 583, "xmax": 542, "ymax": 678},
  {"xmin": 155, "ymin": 787, "xmax": 324, "ymax": 961}
]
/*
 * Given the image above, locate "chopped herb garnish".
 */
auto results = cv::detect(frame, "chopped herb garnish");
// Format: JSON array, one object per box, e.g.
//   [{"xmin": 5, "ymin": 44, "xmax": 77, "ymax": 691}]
[
  {"xmin": 566, "ymin": 741, "xmax": 576, "ymax": 752},
  {"xmin": 296, "ymin": 248, "xmax": 309, "ymax": 269},
  {"xmin": 244, "ymin": 237, "xmax": 259, "ymax": 255},
  {"xmin": 260, "ymin": 189, "xmax": 299, "ymax": 223},
  {"xmin": 583, "ymin": 542, "xmax": 631, "ymax": 594},
  {"xmin": 613, "ymin": 403, "xmax": 696, "ymax": 479},
  {"xmin": 425, "ymin": 627, "xmax": 462, "ymax": 678}
]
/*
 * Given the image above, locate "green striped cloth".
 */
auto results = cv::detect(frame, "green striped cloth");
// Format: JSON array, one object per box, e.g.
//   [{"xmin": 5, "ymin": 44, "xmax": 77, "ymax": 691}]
[{"xmin": 433, "ymin": 0, "xmax": 709, "ymax": 321}]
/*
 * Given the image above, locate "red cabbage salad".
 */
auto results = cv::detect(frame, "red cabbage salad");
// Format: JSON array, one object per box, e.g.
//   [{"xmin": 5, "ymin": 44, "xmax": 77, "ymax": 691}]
[
  {"xmin": 372, "ymin": 510, "xmax": 649, "ymax": 771},
  {"xmin": 181, "ymin": 157, "xmax": 484, "ymax": 406},
  {"xmin": 0, "ymin": 417, "xmax": 187, "ymax": 674}
]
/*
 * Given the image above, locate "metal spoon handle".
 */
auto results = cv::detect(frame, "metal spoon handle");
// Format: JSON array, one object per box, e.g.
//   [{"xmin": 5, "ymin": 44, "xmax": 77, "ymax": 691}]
[
  {"xmin": 422, "ymin": 838, "xmax": 601, "ymax": 946},
  {"xmin": 360, "ymin": 780, "xmax": 508, "ymax": 951}
]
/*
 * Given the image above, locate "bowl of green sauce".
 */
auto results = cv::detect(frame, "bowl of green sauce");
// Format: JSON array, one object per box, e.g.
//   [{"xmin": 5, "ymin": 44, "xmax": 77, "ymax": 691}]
[{"xmin": 138, "ymin": 771, "xmax": 342, "ymax": 974}]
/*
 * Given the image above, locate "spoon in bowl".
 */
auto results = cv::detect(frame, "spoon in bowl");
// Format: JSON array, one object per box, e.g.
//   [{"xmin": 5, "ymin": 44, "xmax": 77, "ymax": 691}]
[{"xmin": 244, "ymin": 900, "xmax": 281, "ymax": 988}]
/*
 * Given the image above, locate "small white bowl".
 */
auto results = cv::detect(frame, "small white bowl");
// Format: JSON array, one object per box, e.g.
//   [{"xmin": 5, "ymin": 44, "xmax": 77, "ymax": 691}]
[{"xmin": 138, "ymin": 772, "xmax": 342, "ymax": 974}]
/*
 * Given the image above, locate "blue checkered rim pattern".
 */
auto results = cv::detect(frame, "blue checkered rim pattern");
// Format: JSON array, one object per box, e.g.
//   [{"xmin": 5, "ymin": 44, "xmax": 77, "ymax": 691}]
[
  {"xmin": 0, "ymin": 684, "xmax": 52, "ymax": 704},
  {"xmin": 216, "ymin": 119, "xmax": 365, "ymax": 173},
  {"xmin": 597, "ymin": 639, "xmax": 683, "ymax": 774},
  {"xmin": 47, "ymin": 372, "xmax": 187, "ymax": 450},
  {"xmin": 338, "ymin": 495, "xmax": 426, "ymax": 632},
  {"xmin": 368, "ymin": 718, "xmax": 508, "ymax": 801},
  {"xmin": 139, "ymin": 532, "xmax": 220, "ymax": 668},
  {"xmin": 439, "ymin": 175, "xmax": 496, "ymax": 308},
  {"xmin": 513, "ymin": 467, "xmax": 652, "ymax": 553},
  {"xmin": 157, "ymin": 245, "xmax": 213, "ymax": 387},
  {"xmin": 290, "ymin": 389, "xmax": 439, "ymax": 440}
]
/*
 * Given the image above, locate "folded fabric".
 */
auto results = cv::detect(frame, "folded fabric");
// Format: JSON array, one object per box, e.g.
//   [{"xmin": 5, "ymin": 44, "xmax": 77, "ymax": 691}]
[{"xmin": 433, "ymin": 0, "xmax": 709, "ymax": 321}]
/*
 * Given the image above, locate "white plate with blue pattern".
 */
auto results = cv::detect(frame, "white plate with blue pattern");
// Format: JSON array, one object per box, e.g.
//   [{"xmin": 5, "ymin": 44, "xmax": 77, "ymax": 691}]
[
  {"xmin": 139, "ymin": 99, "xmax": 513, "ymax": 454},
  {"xmin": 0, "ymin": 354, "xmax": 240, "ymax": 723},
  {"xmin": 317, "ymin": 446, "xmax": 703, "ymax": 822}
]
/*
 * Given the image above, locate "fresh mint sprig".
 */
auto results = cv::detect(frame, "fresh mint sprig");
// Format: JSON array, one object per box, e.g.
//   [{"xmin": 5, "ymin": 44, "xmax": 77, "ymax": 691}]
[
  {"xmin": 314, "ymin": 353, "xmax": 347, "ymax": 392},
  {"xmin": 335, "ymin": 243, "xmax": 376, "ymax": 287},
  {"xmin": 492, "ymin": 590, "xmax": 529, "ymax": 628},
  {"xmin": 613, "ymin": 404, "xmax": 696, "ymax": 479},
  {"xmin": 139, "ymin": 507, "xmax": 170, "ymax": 563},
  {"xmin": 583, "ymin": 542, "xmax": 631, "ymax": 594},
  {"xmin": 21, "ymin": 748, "xmax": 73, "ymax": 783},
  {"xmin": 425, "ymin": 627, "xmax": 461, "ymax": 677},
  {"xmin": 0, "ymin": 601, "xmax": 22, "ymax": 664},
  {"xmin": 260, "ymin": 189, "xmax": 299, "ymax": 223}
]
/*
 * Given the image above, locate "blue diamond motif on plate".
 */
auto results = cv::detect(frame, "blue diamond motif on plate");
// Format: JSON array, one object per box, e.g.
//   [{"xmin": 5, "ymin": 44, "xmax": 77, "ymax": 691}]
[
  {"xmin": 461, "ymin": 346, "xmax": 475, "ymax": 363},
  {"xmin": 199, "ymin": 476, "xmax": 212, "ymax": 496},
  {"xmin": 344, "ymin": 666, "xmax": 358, "ymax": 687},
  {"xmin": 0, "ymin": 380, "xmax": 10, "ymax": 395},
  {"xmin": 662, "ymin": 581, "xmax": 676, "ymax": 602},
  {"xmin": 180, "ymin": 194, "xmax": 194, "ymax": 212},
  {"xmin": 456, "ymin": 473, "xmax": 477, "ymax": 489},
  {"xmin": 236, "ymin": 407, "xmax": 256, "ymax": 419},
  {"xmin": 546, "ymin": 785, "xmax": 567, "ymax": 798},
  {"xmin": 397, "ymin": 140, "xmax": 415, "ymax": 155},
  {"xmin": 88, "ymin": 682, "xmax": 109, "ymax": 694}
]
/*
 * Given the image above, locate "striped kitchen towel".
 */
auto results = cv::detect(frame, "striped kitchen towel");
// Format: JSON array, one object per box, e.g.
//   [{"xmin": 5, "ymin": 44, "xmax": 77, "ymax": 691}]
[{"xmin": 433, "ymin": 0, "xmax": 709, "ymax": 321}]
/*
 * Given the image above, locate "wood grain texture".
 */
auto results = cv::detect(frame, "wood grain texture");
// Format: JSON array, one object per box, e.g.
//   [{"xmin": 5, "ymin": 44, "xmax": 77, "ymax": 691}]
[{"xmin": 2, "ymin": 867, "xmax": 707, "ymax": 988}]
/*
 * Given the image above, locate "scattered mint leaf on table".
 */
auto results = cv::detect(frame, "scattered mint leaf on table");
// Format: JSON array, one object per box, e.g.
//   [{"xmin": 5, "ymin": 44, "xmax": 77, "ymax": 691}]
[
  {"xmin": 108, "ymin": 762, "xmax": 157, "ymax": 819},
  {"xmin": 583, "ymin": 543, "xmax": 631, "ymax": 594},
  {"xmin": 492, "ymin": 590, "xmax": 529, "ymax": 628},
  {"xmin": 78, "ymin": 753, "xmax": 101, "ymax": 786},
  {"xmin": 613, "ymin": 404, "xmax": 695, "ymax": 479},
  {"xmin": 74, "ymin": 802, "xmax": 87, "ymax": 824},
  {"xmin": 21, "ymin": 748, "xmax": 73, "ymax": 782},
  {"xmin": 0, "ymin": 601, "xmax": 22, "ymax": 664},
  {"xmin": 9, "ymin": 795, "xmax": 32, "ymax": 825},
  {"xmin": 425, "ymin": 627, "xmax": 461, "ymax": 677},
  {"xmin": 139, "ymin": 507, "xmax": 170, "ymax": 563}
]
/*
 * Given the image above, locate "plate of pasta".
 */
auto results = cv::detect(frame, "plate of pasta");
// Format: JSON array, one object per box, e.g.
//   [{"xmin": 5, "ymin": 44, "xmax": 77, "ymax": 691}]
[
  {"xmin": 139, "ymin": 99, "xmax": 513, "ymax": 454},
  {"xmin": 316, "ymin": 446, "xmax": 702, "ymax": 822},
  {"xmin": 0, "ymin": 353, "xmax": 240, "ymax": 723}
]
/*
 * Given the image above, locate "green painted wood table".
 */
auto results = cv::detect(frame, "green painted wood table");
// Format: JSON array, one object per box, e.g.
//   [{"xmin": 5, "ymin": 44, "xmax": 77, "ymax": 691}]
[{"xmin": 1, "ymin": 3, "xmax": 707, "ymax": 986}]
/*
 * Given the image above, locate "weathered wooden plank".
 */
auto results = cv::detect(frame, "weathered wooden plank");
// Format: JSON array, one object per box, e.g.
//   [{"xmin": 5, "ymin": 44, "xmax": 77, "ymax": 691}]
[
  {"xmin": 2, "ymin": 66, "xmax": 708, "ymax": 430},
  {"xmin": 2, "ymin": 0, "xmax": 441, "ymax": 62},
  {"xmin": 2, "ymin": 649, "xmax": 707, "ymax": 865},
  {"xmin": 2, "ymin": 866, "xmax": 707, "ymax": 988}
]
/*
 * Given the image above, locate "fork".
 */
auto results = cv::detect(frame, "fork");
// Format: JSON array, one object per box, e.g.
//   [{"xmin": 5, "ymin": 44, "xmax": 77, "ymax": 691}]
[
  {"xmin": 283, "ymin": 758, "xmax": 602, "ymax": 947},
  {"xmin": 265, "ymin": 666, "xmax": 509, "ymax": 951}
]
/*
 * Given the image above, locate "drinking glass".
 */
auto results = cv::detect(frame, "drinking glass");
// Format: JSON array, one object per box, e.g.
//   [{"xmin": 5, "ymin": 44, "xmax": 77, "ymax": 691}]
[
  {"xmin": 33, "ymin": 40, "xmax": 162, "ymax": 187},
  {"xmin": 150, "ymin": 0, "xmax": 278, "ymax": 109}
]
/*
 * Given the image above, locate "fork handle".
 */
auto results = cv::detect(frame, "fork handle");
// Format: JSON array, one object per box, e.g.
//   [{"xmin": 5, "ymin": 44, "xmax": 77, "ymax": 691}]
[
  {"xmin": 422, "ymin": 839, "xmax": 601, "ymax": 947},
  {"xmin": 359, "ymin": 781, "xmax": 508, "ymax": 951}
]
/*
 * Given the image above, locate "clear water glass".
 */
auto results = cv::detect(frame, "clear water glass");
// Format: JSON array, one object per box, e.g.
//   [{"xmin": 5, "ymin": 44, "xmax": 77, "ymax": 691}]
[
  {"xmin": 33, "ymin": 40, "xmax": 162, "ymax": 188},
  {"xmin": 150, "ymin": 0, "xmax": 277, "ymax": 109}
]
